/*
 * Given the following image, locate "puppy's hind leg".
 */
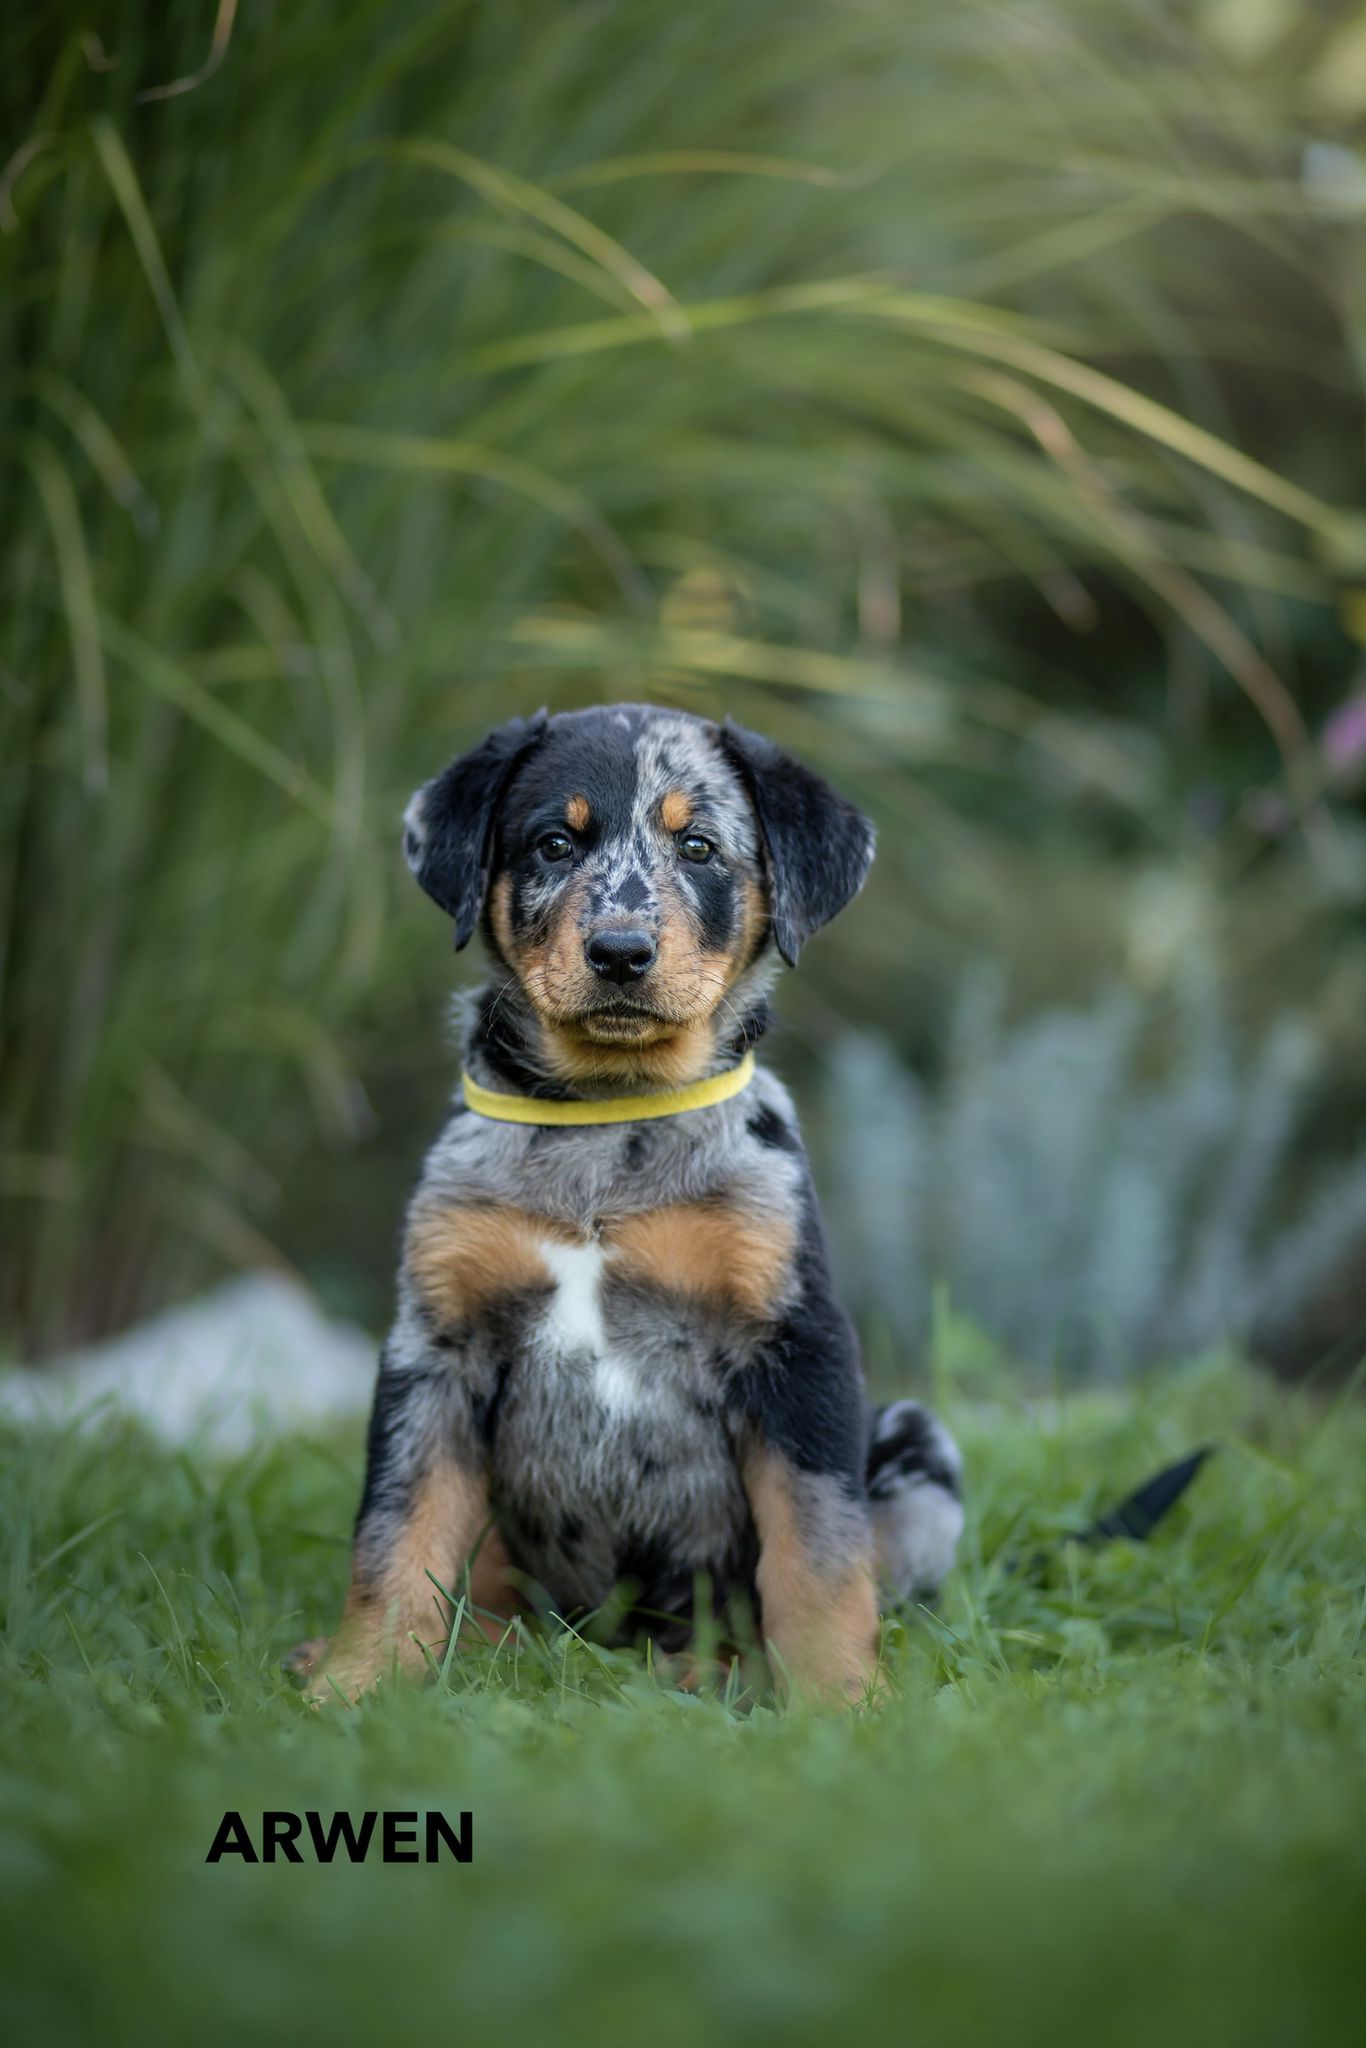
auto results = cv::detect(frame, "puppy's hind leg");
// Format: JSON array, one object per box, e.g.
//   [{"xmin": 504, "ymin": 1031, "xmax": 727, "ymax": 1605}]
[{"xmin": 866, "ymin": 1400, "xmax": 964, "ymax": 1608}]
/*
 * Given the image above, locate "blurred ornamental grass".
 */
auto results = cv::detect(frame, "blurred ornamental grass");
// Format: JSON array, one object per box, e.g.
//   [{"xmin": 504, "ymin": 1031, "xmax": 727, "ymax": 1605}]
[
  {"xmin": 820, "ymin": 961, "xmax": 1366, "ymax": 1384},
  {"xmin": 3, "ymin": 1, "xmax": 1365, "ymax": 1356}
]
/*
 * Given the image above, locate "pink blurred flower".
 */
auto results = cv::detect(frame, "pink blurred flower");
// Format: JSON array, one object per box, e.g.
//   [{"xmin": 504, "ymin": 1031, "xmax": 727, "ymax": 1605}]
[{"xmin": 1323, "ymin": 692, "xmax": 1366, "ymax": 775}]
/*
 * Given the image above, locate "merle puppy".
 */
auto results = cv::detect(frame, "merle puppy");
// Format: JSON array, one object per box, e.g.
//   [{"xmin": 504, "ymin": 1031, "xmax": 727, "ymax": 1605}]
[{"xmin": 294, "ymin": 705, "xmax": 962, "ymax": 1706}]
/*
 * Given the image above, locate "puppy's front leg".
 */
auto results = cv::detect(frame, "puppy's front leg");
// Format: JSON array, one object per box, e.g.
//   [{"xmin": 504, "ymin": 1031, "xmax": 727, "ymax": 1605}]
[
  {"xmin": 308, "ymin": 1349, "xmax": 491, "ymax": 1704},
  {"xmin": 743, "ymin": 1447, "xmax": 881, "ymax": 1708}
]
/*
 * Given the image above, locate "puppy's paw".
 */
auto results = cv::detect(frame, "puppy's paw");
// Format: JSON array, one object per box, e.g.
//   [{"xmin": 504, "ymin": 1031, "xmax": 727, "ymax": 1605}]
[
  {"xmin": 777, "ymin": 1657, "xmax": 887, "ymax": 1714},
  {"xmin": 298, "ymin": 1629, "xmax": 444, "ymax": 1707},
  {"xmin": 281, "ymin": 1635, "xmax": 331, "ymax": 1683},
  {"xmin": 281, "ymin": 1634, "xmax": 383, "ymax": 1708}
]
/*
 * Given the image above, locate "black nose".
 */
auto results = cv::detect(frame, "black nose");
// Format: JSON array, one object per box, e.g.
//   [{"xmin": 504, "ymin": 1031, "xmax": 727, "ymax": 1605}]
[{"xmin": 586, "ymin": 927, "xmax": 657, "ymax": 983}]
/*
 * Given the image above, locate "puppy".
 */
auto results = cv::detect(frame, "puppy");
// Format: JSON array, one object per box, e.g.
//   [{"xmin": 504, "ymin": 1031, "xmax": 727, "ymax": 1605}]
[{"xmin": 294, "ymin": 705, "xmax": 963, "ymax": 1706}]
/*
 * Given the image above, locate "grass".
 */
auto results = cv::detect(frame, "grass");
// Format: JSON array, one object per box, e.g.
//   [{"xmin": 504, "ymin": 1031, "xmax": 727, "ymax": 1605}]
[{"xmin": 2, "ymin": 1345, "xmax": 1363, "ymax": 2047}]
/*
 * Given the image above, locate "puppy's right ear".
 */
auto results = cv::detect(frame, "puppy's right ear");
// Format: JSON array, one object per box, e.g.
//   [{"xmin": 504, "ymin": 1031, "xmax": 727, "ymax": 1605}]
[{"xmin": 403, "ymin": 711, "xmax": 548, "ymax": 948}]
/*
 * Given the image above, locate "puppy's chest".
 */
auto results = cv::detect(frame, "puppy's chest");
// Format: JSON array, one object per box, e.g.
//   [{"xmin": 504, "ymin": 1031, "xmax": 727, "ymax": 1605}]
[
  {"xmin": 511, "ymin": 1232, "xmax": 705, "ymax": 1421},
  {"xmin": 408, "ymin": 1181, "xmax": 797, "ymax": 1378},
  {"xmin": 462, "ymin": 1221, "xmax": 756, "ymax": 1614}
]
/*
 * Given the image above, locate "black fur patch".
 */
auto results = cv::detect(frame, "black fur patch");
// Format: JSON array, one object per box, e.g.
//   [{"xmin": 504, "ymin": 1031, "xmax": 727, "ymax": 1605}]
[
  {"xmin": 622, "ymin": 1129, "xmax": 654, "ymax": 1171},
  {"xmin": 407, "ymin": 713, "xmax": 548, "ymax": 949},
  {"xmin": 468, "ymin": 986, "xmax": 575, "ymax": 1100},
  {"xmin": 747, "ymin": 1102, "xmax": 797, "ymax": 1152},
  {"xmin": 354, "ymin": 1359, "xmax": 455, "ymax": 1532},
  {"xmin": 734, "ymin": 1188, "xmax": 866, "ymax": 1493},
  {"xmin": 472, "ymin": 1356, "xmax": 514, "ymax": 1448},
  {"xmin": 498, "ymin": 708, "xmax": 643, "ymax": 866},
  {"xmin": 677, "ymin": 854, "xmax": 738, "ymax": 951},
  {"xmin": 716, "ymin": 720, "xmax": 874, "ymax": 965}
]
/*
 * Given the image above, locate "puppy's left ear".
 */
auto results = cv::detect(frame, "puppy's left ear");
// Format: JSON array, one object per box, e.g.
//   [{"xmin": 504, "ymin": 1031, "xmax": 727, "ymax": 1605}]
[
  {"xmin": 403, "ymin": 711, "xmax": 548, "ymax": 948},
  {"xmin": 717, "ymin": 720, "xmax": 875, "ymax": 966}
]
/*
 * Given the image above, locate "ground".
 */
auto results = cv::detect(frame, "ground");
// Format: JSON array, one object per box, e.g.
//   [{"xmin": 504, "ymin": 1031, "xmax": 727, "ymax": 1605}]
[{"xmin": 1, "ymin": 1334, "xmax": 1362, "ymax": 2048}]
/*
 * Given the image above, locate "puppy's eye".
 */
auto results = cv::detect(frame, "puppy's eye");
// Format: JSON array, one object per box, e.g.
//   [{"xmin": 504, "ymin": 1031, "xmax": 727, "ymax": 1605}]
[
  {"xmin": 538, "ymin": 831, "xmax": 575, "ymax": 862},
  {"xmin": 678, "ymin": 832, "xmax": 714, "ymax": 864}
]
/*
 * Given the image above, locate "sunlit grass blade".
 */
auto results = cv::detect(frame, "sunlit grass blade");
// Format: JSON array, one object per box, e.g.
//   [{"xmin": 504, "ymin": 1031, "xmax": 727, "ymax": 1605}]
[
  {"xmin": 296, "ymin": 420, "xmax": 650, "ymax": 606},
  {"xmin": 25, "ymin": 369, "xmax": 156, "ymax": 527},
  {"xmin": 89, "ymin": 118, "xmax": 206, "ymax": 410},
  {"xmin": 217, "ymin": 340, "xmax": 399, "ymax": 649},
  {"xmin": 135, "ymin": 0, "xmax": 241, "ymax": 105},
  {"xmin": 454, "ymin": 272, "xmax": 917, "ymax": 374},
  {"xmin": 21, "ymin": 434, "xmax": 107, "ymax": 791},
  {"xmin": 867, "ymin": 299, "xmax": 1337, "ymax": 532},
  {"xmin": 98, "ymin": 613, "xmax": 332, "ymax": 819},
  {"xmin": 372, "ymin": 137, "xmax": 691, "ymax": 342},
  {"xmin": 548, "ymin": 149, "xmax": 852, "ymax": 191}
]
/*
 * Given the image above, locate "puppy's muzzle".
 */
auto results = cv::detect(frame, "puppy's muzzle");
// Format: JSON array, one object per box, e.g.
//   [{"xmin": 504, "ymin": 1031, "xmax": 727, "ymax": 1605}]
[{"xmin": 585, "ymin": 925, "xmax": 657, "ymax": 985}]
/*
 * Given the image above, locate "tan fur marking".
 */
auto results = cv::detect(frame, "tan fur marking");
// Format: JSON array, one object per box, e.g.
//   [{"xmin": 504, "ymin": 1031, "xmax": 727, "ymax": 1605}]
[
  {"xmin": 311, "ymin": 1462, "xmax": 492, "ymax": 1701},
  {"xmin": 464, "ymin": 1523, "xmax": 525, "ymax": 1644},
  {"xmin": 746, "ymin": 1454, "xmax": 880, "ymax": 1707},
  {"xmin": 542, "ymin": 1018, "xmax": 718, "ymax": 1088},
  {"xmin": 608, "ymin": 1203, "xmax": 794, "ymax": 1322},
  {"xmin": 660, "ymin": 789, "xmax": 693, "ymax": 832},
  {"xmin": 518, "ymin": 872, "xmax": 591, "ymax": 1020},
  {"xmin": 735, "ymin": 872, "xmax": 767, "ymax": 966},
  {"xmin": 489, "ymin": 871, "xmax": 516, "ymax": 959},
  {"xmin": 565, "ymin": 793, "xmax": 591, "ymax": 832},
  {"xmin": 291, "ymin": 1511, "xmax": 523, "ymax": 1691},
  {"xmin": 406, "ymin": 1203, "xmax": 579, "ymax": 1326}
]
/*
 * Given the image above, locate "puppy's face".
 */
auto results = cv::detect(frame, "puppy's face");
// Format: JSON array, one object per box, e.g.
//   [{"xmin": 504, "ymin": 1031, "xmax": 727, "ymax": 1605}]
[
  {"xmin": 405, "ymin": 705, "xmax": 875, "ymax": 1085},
  {"xmin": 484, "ymin": 710, "xmax": 767, "ymax": 1078}
]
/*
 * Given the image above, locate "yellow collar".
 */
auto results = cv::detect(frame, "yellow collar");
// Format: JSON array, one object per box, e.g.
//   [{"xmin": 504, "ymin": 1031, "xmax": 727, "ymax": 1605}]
[{"xmin": 461, "ymin": 1049, "xmax": 757, "ymax": 1126}]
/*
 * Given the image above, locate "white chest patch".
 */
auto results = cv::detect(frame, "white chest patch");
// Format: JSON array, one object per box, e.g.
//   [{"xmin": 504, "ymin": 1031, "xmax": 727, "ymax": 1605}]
[
  {"xmin": 539, "ymin": 1241, "xmax": 608, "ymax": 1354},
  {"xmin": 535, "ymin": 1238, "xmax": 654, "ymax": 1419}
]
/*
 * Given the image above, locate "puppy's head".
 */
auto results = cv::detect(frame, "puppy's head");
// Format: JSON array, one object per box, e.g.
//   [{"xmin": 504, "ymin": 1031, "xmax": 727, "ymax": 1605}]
[{"xmin": 404, "ymin": 705, "xmax": 873, "ymax": 1084}]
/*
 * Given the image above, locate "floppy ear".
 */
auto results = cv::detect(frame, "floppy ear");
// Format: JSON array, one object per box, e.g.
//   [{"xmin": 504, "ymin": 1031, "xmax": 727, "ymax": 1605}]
[
  {"xmin": 718, "ymin": 720, "xmax": 875, "ymax": 967},
  {"xmin": 403, "ymin": 711, "xmax": 548, "ymax": 948}
]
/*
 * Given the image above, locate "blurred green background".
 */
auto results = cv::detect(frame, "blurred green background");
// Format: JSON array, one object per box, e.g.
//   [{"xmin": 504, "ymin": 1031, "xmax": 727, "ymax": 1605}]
[{"xmin": 5, "ymin": 0, "xmax": 1366, "ymax": 1376}]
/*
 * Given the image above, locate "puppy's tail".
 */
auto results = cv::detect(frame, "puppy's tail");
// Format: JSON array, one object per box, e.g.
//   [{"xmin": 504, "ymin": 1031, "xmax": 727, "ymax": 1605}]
[
  {"xmin": 866, "ymin": 1399, "xmax": 965, "ymax": 1606},
  {"xmin": 868, "ymin": 1404, "xmax": 1215, "ymax": 1607},
  {"xmin": 1080, "ymin": 1444, "xmax": 1214, "ymax": 1546},
  {"xmin": 1008, "ymin": 1443, "xmax": 1216, "ymax": 1581}
]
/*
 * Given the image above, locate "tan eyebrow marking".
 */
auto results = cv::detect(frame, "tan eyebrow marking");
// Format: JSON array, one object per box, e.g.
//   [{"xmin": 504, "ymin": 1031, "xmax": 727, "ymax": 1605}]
[
  {"xmin": 565, "ymin": 794, "xmax": 591, "ymax": 832},
  {"xmin": 660, "ymin": 789, "xmax": 692, "ymax": 833}
]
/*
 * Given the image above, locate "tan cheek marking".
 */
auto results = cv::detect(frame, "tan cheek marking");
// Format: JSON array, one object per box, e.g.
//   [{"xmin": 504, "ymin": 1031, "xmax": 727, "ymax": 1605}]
[
  {"xmin": 653, "ymin": 896, "xmax": 718, "ymax": 1015},
  {"xmin": 655, "ymin": 898, "xmax": 697, "ymax": 971},
  {"xmin": 660, "ymin": 789, "xmax": 693, "ymax": 832},
  {"xmin": 746, "ymin": 1454, "xmax": 880, "ymax": 1706},
  {"xmin": 491, "ymin": 867, "xmax": 599, "ymax": 1023},
  {"xmin": 654, "ymin": 877, "xmax": 755, "ymax": 1018},
  {"xmin": 406, "ymin": 1203, "xmax": 578, "ymax": 1325},
  {"xmin": 735, "ymin": 872, "xmax": 767, "ymax": 966},
  {"xmin": 608, "ymin": 1202, "xmax": 795, "ymax": 1322},
  {"xmin": 545, "ymin": 872, "xmax": 590, "ymax": 979},
  {"xmin": 523, "ymin": 872, "xmax": 595, "ymax": 1018},
  {"xmin": 565, "ymin": 794, "xmax": 591, "ymax": 832},
  {"xmin": 489, "ymin": 872, "xmax": 517, "ymax": 959}
]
